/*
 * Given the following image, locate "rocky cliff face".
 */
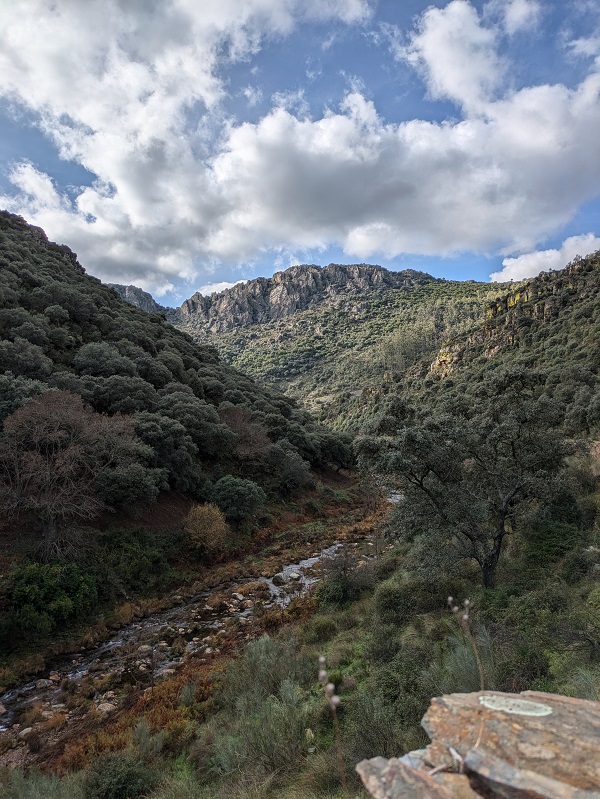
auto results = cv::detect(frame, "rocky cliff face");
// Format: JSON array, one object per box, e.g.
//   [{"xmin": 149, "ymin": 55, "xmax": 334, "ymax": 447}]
[
  {"xmin": 109, "ymin": 284, "xmax": 166, "ymax": 315},
  {"xmin": 179, "ymin": 264, "xmax": 436, "ymax": 334},
  {"xmin": 428, "ymin": 251, "xmax": 600, "ymax": 377}
]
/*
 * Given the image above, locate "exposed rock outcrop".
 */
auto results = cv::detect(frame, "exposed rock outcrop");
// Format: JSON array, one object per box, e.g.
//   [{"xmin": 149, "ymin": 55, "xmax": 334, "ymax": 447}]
[
  {"xmin": 179, "ymin": 264, "xmax": 436, "ymax": 334},
  {"xmin": 109, "ymin": 283, "xmax": 166, "ymax": 315},
  {"xmin": 357, "ymin": 690, "xmax": 600, "ymax": 799}
]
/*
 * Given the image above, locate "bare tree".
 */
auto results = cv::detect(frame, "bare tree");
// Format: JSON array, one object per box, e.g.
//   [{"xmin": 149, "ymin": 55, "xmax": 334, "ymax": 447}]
[{"xmin": 0, "ymin": 391, "xmax": 153, "ymax": 559}]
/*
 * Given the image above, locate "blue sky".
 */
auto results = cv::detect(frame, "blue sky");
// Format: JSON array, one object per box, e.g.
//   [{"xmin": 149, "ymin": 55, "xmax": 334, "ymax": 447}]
[{"xmin": 1, "ymin": 0, "xmax": 599, "ymax": 306}]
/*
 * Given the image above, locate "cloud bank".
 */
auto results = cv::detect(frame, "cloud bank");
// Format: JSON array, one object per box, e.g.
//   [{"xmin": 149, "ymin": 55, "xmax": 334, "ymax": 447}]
[
  {"xmin": 490, "ymin": 233, "xmax": 600, "ymax": 282},
  {"xmin": 0, "ymin": 0, "xmax": 599, "ymax": 293}
]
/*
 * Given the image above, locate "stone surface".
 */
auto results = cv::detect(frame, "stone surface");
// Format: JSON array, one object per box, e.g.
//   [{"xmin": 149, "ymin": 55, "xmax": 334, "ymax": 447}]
[
  {"xmin": 178, "ymin": 264, "xmax": 435, "ymax": 334},
  {"xmin": 96, "ymin": 703, "xmax": 117, "ymax": 714},
  {"xmin": 108, "ymin": 284, "xmax": 165, "ymax": 315},
  {"xmin": 423, "ymin": 691, "xmax": 600, "ymax": 791},
  {"xmin": 357, "ymin": 691, "xmax": 600, "ymax": 799}
]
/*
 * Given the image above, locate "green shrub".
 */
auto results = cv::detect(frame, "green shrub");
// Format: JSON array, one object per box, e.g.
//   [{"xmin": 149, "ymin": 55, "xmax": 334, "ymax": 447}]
[
  {"xmin": 212, "ymin": 476, "xmax": 266, "ymax": 524},
  {"xmin": 84, "ymin": 753, "xmax": 155, "ymax": 799},
  {"xmin": 316, "ymin": 554, "xmax": 374, "ymax": 607},
  {"xmin": 0, "ymin": 769, "xmax": 84, "ymax": 799},
  {"xmin": 302, "ymin": 615, "xmax": 338, "ymax": 644},
  {"xmin": 374, "ymin": 578, "xmax": 434, "ymax": 624},
  {"xmin": 4, "ymin": 561, "xmax": 97, "ymax": 644},
  {"xmin": 523, "ymin": 521, "xmax": 585, "ymax": 569},
  {"xmin": 343, "ymin": 688, "xmax": 406, "ymax": 762},
  {"xmin": 218, "ymin": 634, "xmax": 313, "ymax": 715},
  {"xmin": 211, "ymin": 680, "xmax": 309, "ymax": 776}
]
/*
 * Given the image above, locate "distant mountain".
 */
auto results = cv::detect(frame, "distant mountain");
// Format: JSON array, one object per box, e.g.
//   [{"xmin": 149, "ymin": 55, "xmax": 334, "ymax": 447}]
[
  {"xmin": 108, "ymin": 250, "xmax": 600, "ymax": 434},
  {"xmin": 179, "ymin": 263, "xmax": 437, "ymax": 333},
  {"xmin": 111, "ymin": 263, "xmax": 508, "ymax": 429}
]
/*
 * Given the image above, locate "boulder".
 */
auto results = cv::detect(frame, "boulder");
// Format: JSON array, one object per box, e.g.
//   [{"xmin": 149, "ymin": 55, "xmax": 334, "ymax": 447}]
[
  {"xmin": 96, "ymin": 703, "xmax": 117, "ymax": 714},
  {"xmin": 357, "ymin": 691, "xmax": 600, "ymax": 799}
]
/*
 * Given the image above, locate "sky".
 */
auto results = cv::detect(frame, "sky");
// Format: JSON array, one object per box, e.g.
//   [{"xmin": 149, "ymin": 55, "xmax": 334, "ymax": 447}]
[{"xmin": 1, "ymin": 0, "xmax": 599, "ymax": 306}]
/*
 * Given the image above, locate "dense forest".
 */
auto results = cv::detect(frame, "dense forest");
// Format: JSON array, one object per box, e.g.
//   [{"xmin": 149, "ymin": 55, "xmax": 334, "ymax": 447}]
[{"xmin": 1, "ymin": 214, "xmax": 599, "ymax": 799}]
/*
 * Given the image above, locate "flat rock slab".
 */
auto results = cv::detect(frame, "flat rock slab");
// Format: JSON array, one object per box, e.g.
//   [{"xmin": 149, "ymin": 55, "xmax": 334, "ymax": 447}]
[
  {"xmin": 357, "ymin": 691, "xmax": 600, "ymax": 799},
  {"xmin": 357, "ymin": 757, "xmax": 480, "ymax": 799},
  {"xmin": 423, "ymin": 691, "xmax": 600, "ymax": 792}
]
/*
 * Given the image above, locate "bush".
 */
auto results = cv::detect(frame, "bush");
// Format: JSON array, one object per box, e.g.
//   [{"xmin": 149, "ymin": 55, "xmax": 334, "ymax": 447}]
[
  {"xmin": 5, "ymin": 561, "xmax": 97, "ymax": 643},
  {"xmin": 211, "ymin": 680, "xmax": 309, "ymax": 776},
  {"xmin": 183, "ymin": 503, "xmax": 230, "ymax": 558},
  {"xmin": 303, "ymin": 615, "xmax": 338, "ymax": 644},
  {"xmin": 0, "ymin": 769, "xmax": 84, "ymax": 799},
  {"xmin": 374, "ymin": 576, "xmax": 451, "ymax": 624},
  {"xmin": 316, "ymin": 553, "xmax": 374, "ymax": 607},
  {"xmin": 84, "ymin": 752, "xmax": 155, "ymax": 799},
  {"xmin": 218, "ymin": 635, "xmax": 313, "ymax": 715},
  {"xmin": 343, "ymin": 688, "xmax": 406, "ymax": 762},
  {"xmin": 212, "ymin": 476, "xmax": 266, "ymax": 524}
]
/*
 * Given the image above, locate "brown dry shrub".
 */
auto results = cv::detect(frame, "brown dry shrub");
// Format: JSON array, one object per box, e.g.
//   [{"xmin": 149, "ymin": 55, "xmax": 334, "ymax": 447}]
[{"xmin": 183, "ymin": 503, "xmax": 230, "ymax": 557}]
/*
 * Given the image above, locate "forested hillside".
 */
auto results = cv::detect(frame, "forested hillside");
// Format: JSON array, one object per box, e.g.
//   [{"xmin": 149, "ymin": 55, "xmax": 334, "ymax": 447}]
[
  {"xmin": 116, "ymin": 264, "xmax": 510, "ymax": 430},
  {"xmin": 0, "ymin": 211, "xmax": 351, "ymax": 653}
]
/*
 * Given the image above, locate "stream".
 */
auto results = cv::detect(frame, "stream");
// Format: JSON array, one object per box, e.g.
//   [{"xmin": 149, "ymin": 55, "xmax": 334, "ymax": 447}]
[{"xmin": 0, "ymin": 541, "xmax": 369, "ymax": 743}]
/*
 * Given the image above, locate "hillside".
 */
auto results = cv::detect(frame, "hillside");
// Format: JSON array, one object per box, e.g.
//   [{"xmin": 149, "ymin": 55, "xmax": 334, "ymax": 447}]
[
  {"xmin": 0, "ymin": 211, "xmax": 354, "ymax": 655},
  {"xmin": 114, "ymin": 264, "xmax": 510, "ymax": 429},
  {"xmin": 394, "ymin": 250, "xmax": 600, "ymax": 435}
]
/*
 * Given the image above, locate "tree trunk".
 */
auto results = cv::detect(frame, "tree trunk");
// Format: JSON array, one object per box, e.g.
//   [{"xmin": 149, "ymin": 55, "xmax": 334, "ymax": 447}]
[
  {"xmin": 41, "ymin": 517, "xmax": 57, "ymax": 562},
  {"xmin": 481, "ymin": 524, "xmax": 507, "ymax": 588},
  {"xmin": 481, "ymin": 560, "xmax": 496, "ymax": 589}
]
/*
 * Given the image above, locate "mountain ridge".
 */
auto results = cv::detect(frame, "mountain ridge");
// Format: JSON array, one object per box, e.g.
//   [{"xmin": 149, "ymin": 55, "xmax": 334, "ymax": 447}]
[{"xmin": 111, "ymin": 262, "xmax": 438, "ymax": 334}]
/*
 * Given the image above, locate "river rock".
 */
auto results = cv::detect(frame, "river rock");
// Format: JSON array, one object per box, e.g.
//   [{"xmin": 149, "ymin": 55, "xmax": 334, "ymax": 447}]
[
  {"xmin": 287, "ymin": 571, "xmax": 302, "ymax": 581},
  {"xmin": 35, "ymin": 679, "xmax": 53, "ymax": 689},
  {"xmin": 272, "ymin": 572, "xmax": 287, "ymax": 586},
  {"xmin": 0, "ymin": 703, "xmax": 7, "ymax": 715},
  {"xmin": 49, "ymin": 673, "xmax": 60, "ymax": 682},
  {"xmin": 137, "ymin": 645, "xmax": 153, "ymax": 655},
  {"xmin": 18, "ymin": 728, "xmax": 33, "ymax": 739},
  {"xmin": 96, "ymin": 703, "xmax": 117, "ymax": 714},
  {"xmin": 231, "ymin": 592, "xmax": 244, "ymax": 601}
]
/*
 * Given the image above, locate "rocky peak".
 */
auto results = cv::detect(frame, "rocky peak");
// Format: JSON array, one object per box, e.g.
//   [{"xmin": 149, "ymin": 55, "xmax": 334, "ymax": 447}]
[
  {"xmin": 109, "ymin": 284, "xmax": 166, "ymax": 315},
  {"xmin": 180, "ymin": 263, "xmax": 435, "ymax": 334}
]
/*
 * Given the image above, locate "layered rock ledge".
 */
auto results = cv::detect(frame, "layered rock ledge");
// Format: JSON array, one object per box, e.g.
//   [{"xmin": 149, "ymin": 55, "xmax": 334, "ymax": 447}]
[{"xmin": 357, "ymin": 691, "xmax": 600, "ymax": 799}]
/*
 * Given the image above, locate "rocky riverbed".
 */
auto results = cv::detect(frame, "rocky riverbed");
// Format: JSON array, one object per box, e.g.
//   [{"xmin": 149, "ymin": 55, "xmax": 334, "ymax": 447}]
[{"xmin": 0, "ymin": 541, "xmax": 371, "ymax": 766}]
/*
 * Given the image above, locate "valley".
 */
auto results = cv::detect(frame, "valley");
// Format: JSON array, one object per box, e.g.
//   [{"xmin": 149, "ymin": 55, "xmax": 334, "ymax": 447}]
[{"xmin": 1, "ymin": 212, "xmax": 599, "ymax": 799}]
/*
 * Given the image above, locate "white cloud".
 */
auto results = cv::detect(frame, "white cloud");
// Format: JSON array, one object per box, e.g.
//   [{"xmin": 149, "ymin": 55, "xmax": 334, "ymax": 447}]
[
  {"xmin": 0, "ymin": 0, "xmax": 599, "ymax": 296},
  {"xmin": 243, "ymin": 85, "xmax": 263, "ymax": 107},
  {"xmin": 197, "ymin": 280, "xmax": 247, "ymax": 295},
  {"xmin": 495, "ymin": 0, "xmax": 542, "ymax": 35},
  {"xmin": 398, "ymin": 0, "xmax": 505, "ymax": 113},
  {"xmin": 567, "ymin": 35, "xmax": 600, "ymax": 59},
  {"xmin": 0, "ymin": 0, "xmax": 371, "ymax": 290},
  {"xmin": 490, "ymin": 234, "xmax": 600, "ymax": 281}
]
